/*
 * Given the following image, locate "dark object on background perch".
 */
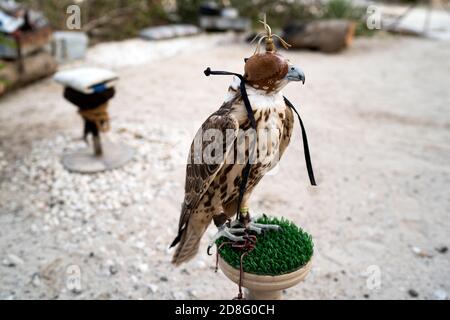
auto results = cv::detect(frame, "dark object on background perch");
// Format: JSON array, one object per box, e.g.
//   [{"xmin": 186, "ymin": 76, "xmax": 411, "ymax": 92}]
[
  {"xmin": 199, "ymin": 3, "xmax": 250, "ymax": 32},
  {"xmin": 64, "ymin": 87, "xmax": 115, "ymax": 156},
  {"xmin": 0, "ymin": 4, "xmax": 54, "ymax": 96},
  {"xmin": 282, "ymin": 19, "xmax": 356, "ymax": 53},
  {"xmin": 64, "ymin": 86, "xmax": 115, "ymax": 109},
  {"xmin": 199, "ymin": 3, "xmax": 221, "ymax": 16}
]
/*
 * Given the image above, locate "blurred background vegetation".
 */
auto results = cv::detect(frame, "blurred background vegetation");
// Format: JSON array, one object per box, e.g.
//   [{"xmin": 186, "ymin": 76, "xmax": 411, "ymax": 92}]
[
  {"xmin": 18, "ymin": 0, "xmax": 170, "ymax": 42},
  {"xmin": 15, "ymin": 0, "xmax": 383, "ymax": 42}
]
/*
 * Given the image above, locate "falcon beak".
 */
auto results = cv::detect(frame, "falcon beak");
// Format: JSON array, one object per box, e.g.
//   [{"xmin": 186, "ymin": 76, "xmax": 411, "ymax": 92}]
[{"xmin": 286, "ymin": 65, "xmax": 305, "ymax": 84}]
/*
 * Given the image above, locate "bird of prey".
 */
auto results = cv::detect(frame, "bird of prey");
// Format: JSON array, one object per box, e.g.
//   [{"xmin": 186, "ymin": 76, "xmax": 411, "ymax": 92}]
[{"xmin": 170, "ymin": 28, "xmax": 306, "ymax": 266}]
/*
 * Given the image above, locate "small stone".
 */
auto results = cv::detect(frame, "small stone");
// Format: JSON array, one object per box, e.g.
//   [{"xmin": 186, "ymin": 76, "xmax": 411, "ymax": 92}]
[
  {"xmin": 31, "ymin": 273, "xmax": 41, "ymax": 287},
  {"xmin": 137, "ymin": 263, "xmax": 148, "ymax": 273},
  {"xmin": 8, "ymin": 254, "xmax": 24, "ymax": 265},
  {"xmin": 195, "ymin": 260, "xmax": 207, "ymax": 269},
  {"xmin": 148, "ymin": 284, "xmax": 158, "ymax": 294},
  {"xmin": 435, "ymin": 246, "xmax": 448, "ymax": 254},
  {"xmin": 412, "ymin": 246, "xmax": 432, "ymax": 258},
  {"xmin": 97, "ymin": 292, "xmax": 112, "ymax": 300},
  {"xmin": 172, "ymin": 291, "xmax": 186, "ymax": 300},
  {"xmin": 109, "ymin": 265, "xmax": 118, "ymax": 275},
  {"xmin": 30, "ymin": 224, "xmax": 39, "ymax": 233},
  {"xmin": 135, "ymin": 241, "xmax": 146, "ymax": 249},
  {"xmin": 71, "ymin": 287, "xmax": 82, "ymax": 295},
  {"xmin": 2, "ymin": 259, "xmax": 15, "ymax": 267},
  {"xmin": 433, "ymin": 289, "xmax": 447, "ymax": 300},
  {"xmin": 188, "ymin": 289, "xmax": 198, "ymax": 298},
  {"xmin": 181, "ymin": 268, "xmax": 190, "ymax": 275},
  {"xmin": 412, "ymin": 246, "xmax": 421, "ymax": 254},
  {"xmin": 2, "ymin": 254, "xmax": 24, "ymax": 267},
  {"xmin": 408, "ymin": 289, "xmax": 419, "ymax": 298},
  {"xmin": 363, "ymin": 294, "xmax": 370, "ymax": 299},
  {"xmin": 160, "ymin": 276, "xmax": 168, "ymax": 282}
]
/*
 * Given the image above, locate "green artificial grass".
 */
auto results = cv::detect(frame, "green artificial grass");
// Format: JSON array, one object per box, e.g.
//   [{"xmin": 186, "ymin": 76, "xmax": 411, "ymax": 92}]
[{"xmin": 217, "ymin": 216, "xmax": 314, "ymax": 276}]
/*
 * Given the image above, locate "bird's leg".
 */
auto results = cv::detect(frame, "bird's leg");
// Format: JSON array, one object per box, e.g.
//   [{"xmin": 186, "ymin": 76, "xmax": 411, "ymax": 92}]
[
  {"xmin": 238, "ymin": 207, "xmax": 251, "ymax": 226},
  {"xmin": 213, "ymin": 213, "xmax": 228, "ymax": 228},
  {"xmin": 91, "ymin": 124, "xmax": 103, "ymax": 157},
  {"xmin": 247, "ymin": 220, "xmax": 281, "ymax": 234},
  {"xmin": 207, "ymin": 222, "xmax": 247, "ymax": 253},
  {"xmin": 208, "ymin": 207, "xmax": 281, "ymax": 254}
]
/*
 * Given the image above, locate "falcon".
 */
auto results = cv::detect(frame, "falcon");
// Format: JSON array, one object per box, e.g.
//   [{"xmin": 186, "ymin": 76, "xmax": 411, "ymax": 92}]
[{"xmin": 170, "ymin": 32, "xmax": 306, "ymax": 266}]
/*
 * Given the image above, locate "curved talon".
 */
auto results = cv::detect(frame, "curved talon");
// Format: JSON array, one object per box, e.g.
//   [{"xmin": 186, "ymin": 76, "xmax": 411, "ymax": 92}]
[
  {"xmin": 208, "ymin": 223, "xmax": 247, "ymax": 250},
  {"xmin": 246, "ymin": 221, "xmax": 281, "ymax": 234},
  {"xmin": 229, "ymin": 228, "xmax": 246, "ymax": 234},
  {"xmin": 230, "ymin": 219, "xmax": 244, "ymax": 228},
  {"xmin": 247, "ymin": 224, "xmax": 263, "ymax": 234},
  {"xmin": 207, "ymin": 245, "xmax": 214, "ymax": 256},
  {"xmin": 207, "ymin": 216, "xmax": 280, "ymax": 258}
]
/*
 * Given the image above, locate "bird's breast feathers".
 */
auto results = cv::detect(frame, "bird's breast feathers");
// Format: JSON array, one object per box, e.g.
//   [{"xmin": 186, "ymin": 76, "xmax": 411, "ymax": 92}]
[
  {"xmin": 230, "ymin": 85, "xmax": 287, "ymax": 126},
  {"xmin": 224, "ymin": 83, "xmax": 291, "ymax": 170}
]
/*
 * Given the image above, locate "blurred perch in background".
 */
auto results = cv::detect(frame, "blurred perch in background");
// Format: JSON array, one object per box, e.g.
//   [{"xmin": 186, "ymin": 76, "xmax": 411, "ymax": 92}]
[
  {"xmin": 0, "ymin": 1, "xmax": 57, "ymax": 96},
  {"xmin": 283, "ymin": 19, "xmax": 356, "ymax": 53},
  {"xmin": 198, "ymin": 2, "xmax": 250, "ymax": 32}
]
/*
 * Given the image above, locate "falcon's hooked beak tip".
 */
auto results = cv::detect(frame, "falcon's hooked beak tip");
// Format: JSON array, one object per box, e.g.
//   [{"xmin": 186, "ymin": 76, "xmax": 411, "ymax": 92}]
[{"xmin": 287, "ymin": 65, "xmax": 306, "ymax": 84}]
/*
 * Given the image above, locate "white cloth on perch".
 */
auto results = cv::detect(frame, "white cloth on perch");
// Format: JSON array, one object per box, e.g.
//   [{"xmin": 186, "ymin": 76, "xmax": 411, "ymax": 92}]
[
  {"xmin": 53, "ymin": 67, "xmax": 118, "ymax": 94},
  {"xmin": 0, "ymin": 11, "xmax": 24, "ymax": 33}
]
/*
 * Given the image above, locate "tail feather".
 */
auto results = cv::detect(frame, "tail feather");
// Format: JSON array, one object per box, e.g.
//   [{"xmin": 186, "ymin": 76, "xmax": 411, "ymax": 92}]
[
  {"xmin": 170, "ymin": 227, "xmax": 185, "ymax": 248},
  {"xmin": 171, "ymin": 223, "xmax": 205, "ymax": 266}
]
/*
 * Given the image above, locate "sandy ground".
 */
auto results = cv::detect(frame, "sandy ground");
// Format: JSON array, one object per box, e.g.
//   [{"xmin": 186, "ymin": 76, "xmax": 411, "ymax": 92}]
[{"xmin": 0, "ymin": 33, "xmax": 449, "ymax": 300}]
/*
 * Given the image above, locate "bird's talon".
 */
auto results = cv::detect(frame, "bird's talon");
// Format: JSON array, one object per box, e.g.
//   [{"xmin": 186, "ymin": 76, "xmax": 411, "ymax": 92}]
[
  {"xmin": 228, "ymin": 228, "xmax": 246, "ymax": 235},
  {"xmin": 208, "ymin": 223, "xmax": 248, "ymax": 248},
  {"xmin": 247, "ymin": 221, "xmax": 281, "ymax": 234}
]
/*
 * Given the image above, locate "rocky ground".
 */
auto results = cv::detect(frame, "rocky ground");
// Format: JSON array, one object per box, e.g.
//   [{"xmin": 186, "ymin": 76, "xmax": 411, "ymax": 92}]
[{"xmin": 0, "ymin": 33, "xmax": 449, "ymax": 300}]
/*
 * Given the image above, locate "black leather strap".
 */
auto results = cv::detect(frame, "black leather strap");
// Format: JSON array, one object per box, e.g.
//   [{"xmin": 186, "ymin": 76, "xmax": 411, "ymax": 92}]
[
  {"xmin": 205, "ymin": 68, "xmax": 256, "ymax": 219},
  {"xmin": 204, "ymin": 67, "xmax": 316, "ymax": 218},
  {"xmin": 204, "ymin": 68, "xmax": 256, "ymax": 128},
  {"xmin": 284, "ymin": 97, "xmax": 317, "ymax": 186}
]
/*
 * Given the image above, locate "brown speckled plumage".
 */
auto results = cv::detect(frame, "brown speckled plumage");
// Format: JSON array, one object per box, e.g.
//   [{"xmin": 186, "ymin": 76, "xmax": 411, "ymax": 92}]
[{"xmin": 171, "ymin": 85, "xmax": 294, "ymax": 265}]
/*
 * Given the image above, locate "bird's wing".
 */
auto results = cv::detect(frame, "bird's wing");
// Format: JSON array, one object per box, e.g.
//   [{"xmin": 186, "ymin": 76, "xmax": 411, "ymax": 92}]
[
  {"xmin": 177, "ymin": 100, "xmax": 240, "ymax": 233},
  {"xmin": 279, "ymin": 104, "xmax": 294, "ymax": 158}
]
